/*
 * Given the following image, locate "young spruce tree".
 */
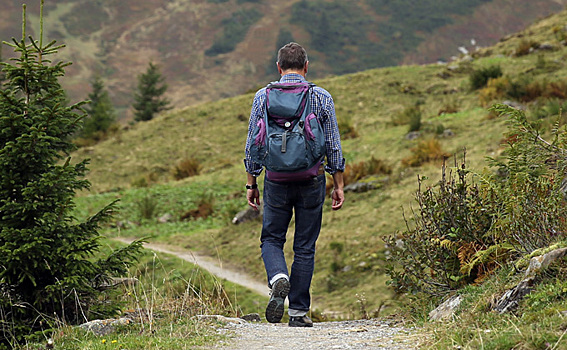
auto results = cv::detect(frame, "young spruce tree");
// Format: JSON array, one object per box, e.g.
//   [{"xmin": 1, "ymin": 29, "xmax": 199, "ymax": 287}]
[
  {"xmin": 0, "ymin": 45, "xmax": 5, "ymax": 85},
  {"xmin": 132, "ymin": 62, "xmax": 170, "ymax": 122},
  {"xmin": 81, "ymin": 75, "xmax": 116, "ymax": 140},
  {"xmin": 0, "ymin": 3, "xmax": 143, "ymax": 344}
]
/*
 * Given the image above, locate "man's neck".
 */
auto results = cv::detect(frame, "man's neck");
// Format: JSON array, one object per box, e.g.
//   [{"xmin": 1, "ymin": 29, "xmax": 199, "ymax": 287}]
[{"xmin": 280, "ymin": 69, "xmax": 305, "ymax": 77}]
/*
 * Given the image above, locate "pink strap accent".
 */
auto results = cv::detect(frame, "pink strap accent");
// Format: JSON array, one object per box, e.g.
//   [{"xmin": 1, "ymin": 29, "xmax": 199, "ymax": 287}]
[
  {"xmin": 266, "ymin": 162, "xmax": 321, "ymax": 182},
  {"xmin": 304, "ymin": 113, "xmax": 318, "ymax": 141},
  {"xmin": 254, "ymin": 118, "xmax": 266, "ymax": 146}
]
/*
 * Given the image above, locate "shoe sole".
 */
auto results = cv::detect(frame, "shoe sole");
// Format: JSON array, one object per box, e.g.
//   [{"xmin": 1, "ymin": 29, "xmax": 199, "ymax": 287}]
[
  {"xmin": 265, "ymin": 279, "xmax": 290, "ymax": 323},
  {"xmin": 288, "ymin": 320, "xmax": 313, "ymax": 327}
]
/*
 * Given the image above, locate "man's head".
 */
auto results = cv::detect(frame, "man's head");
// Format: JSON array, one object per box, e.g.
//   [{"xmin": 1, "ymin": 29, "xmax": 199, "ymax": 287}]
[{"xmin": 277, "ymin": 42, "xmax": 308, "ymax": 75}]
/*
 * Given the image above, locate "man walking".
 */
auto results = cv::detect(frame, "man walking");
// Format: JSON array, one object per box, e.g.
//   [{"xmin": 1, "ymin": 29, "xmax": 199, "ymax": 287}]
[{"xmin": 244, "ymin": 42, "xmax": 345, "ymax": 327}]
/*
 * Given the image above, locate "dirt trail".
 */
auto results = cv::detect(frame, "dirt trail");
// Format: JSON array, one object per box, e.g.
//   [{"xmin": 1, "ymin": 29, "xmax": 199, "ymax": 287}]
[
  {"xmin": 211, "ymin": 319, "xmax": 418, "ymax": 350},
  {"xmin": 113, "ymin": 237, "xmax": 269, "ymax": 297},
  {"xmin": 114, "ymin": 238, "xmax": 419, "ymax": 349}
]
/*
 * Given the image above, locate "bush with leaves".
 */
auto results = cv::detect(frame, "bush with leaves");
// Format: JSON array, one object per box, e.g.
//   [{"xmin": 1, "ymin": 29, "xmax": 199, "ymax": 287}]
[
  {"xmin": 402, "ymin": 138, "xmax": 449, "ymax": 167},
  {"xmin": 0, "ymin": 6, "xmax": 143, "ymax": 345},
  {"xmin": 385, "ymin": 156, "xmax": 497, "ymax": 296},
  {"xmin": 469, "ymin": 65, "xmax": 503, "ymax": 90},
  {"xmin": 385, "ymin": 104, "xmax": 567, "ymax": 296},
  {"xmin": 487, "ymin": 104, "xmax": 567, "ymax": 255}
]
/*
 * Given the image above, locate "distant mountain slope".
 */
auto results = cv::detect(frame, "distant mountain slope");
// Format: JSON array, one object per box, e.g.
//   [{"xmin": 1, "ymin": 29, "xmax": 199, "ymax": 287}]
[{"xmin": 1, "ymin": 0, "xmax": 566, "ymax": 119}]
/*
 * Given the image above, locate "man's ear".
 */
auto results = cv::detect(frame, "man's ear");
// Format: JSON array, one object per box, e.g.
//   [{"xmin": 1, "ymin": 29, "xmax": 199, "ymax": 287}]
[
  {"xmin": 277, "ymin": 62, "xmax": 283, "ymax": 75},
  {"xmin": 304, "ymin": 61, "xmax": 309, "ymax": 75}
]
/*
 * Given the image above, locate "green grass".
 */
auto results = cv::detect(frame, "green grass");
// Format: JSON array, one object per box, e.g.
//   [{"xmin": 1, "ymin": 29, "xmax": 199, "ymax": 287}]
[
  {"xmin": 24, "ymin": 238, "xmax": 267, "ymax": 349},
  {"xmin": 51, "ymin": 320, "xmax": 222, "ymax": 350}
]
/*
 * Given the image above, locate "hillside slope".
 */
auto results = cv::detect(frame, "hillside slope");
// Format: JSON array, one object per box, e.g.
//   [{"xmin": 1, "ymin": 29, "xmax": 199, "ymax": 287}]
[
  {"xmin": 73, "ymin": 8, "xmax": 567, "ymax": 315},
  {"xmin": 2, "ymin": 0, "xmax": 566, "ymax": 119}
]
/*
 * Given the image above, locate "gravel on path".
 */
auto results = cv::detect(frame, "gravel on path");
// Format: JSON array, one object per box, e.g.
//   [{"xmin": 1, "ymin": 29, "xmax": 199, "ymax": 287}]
[{"xmin": 211, "ymin": 319, "xmax": 419, "ymax": 350}]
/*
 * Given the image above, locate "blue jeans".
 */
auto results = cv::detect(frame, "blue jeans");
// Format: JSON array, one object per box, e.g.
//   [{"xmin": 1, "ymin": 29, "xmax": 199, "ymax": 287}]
[{"xmin": 261, "ymin": 174, "xmax": 326, "ymax": 312}]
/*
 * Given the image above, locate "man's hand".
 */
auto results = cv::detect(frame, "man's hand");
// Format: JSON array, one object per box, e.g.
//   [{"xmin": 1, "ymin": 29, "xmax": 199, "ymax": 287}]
[
  {"xmin": 247, "ymin": 188, "xmax": 260, "ymax": 211},
  {"xmin": 331, "ymin": 171, "xmax": 345, "ymax": 210},
  {"xmin": 331, "ymin": 188, "xmax": 344, "ymax": 210}
]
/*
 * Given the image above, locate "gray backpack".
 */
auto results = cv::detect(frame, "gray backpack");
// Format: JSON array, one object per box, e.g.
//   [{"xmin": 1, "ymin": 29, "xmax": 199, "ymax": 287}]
[{"xmin": 249, "ymin": 82, "xmax": 326, "ymax": 175}]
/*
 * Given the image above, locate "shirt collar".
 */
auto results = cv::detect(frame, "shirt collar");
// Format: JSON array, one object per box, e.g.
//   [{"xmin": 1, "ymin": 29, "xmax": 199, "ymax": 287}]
[{"xmin": 279, "ymin": 73, "xmax": 307, "ymax": 83}]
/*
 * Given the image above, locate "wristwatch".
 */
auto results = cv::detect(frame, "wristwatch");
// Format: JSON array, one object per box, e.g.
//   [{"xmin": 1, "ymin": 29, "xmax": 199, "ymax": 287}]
[{"xmin": 245, "ymin": 183, "xmax": 258, "ymax": 190}]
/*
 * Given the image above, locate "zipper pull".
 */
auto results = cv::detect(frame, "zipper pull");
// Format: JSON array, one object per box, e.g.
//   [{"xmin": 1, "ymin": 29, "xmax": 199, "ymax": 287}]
[{"xmin": 281, "ymin": 130, "xmax": 287, "ymax": 153}]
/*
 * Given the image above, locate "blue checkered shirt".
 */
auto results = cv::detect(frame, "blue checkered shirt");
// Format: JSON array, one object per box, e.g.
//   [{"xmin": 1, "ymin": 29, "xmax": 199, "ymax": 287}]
[{"xmin": 244, "ymin": 73, "xmax": 345, "ymax": 176}]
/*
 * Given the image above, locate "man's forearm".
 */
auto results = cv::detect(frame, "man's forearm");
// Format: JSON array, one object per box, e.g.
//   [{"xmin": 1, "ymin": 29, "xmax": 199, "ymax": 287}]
[
  {"xmin": 332, "ymin": 171, "xmax": 344, "ymax": 190},
  {"xmin": 247, "ymin": 173, "xmax": 257, "ymax": 186}
]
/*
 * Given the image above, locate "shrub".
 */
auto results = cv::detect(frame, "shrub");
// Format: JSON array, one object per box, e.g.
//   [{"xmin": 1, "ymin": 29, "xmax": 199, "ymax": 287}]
[
  {"xmin": 342, "ymin": 156, "xmax": 392, "ymax": 185},
  {"xmin": 180, "ymin": 193, "xmax": 215, "ymax": 221},
  {"xmin": 469, "ymin": 65, "xmax": 503, "ymax": 90},
  {"xmin": 386, "ymin": 104, "xmax": 567, "ymax": 296},
  {"xmin": 515, "ymin": 39, "xmax": 539, "ymax": 56},
  {"xmin": 544, "ymin": 80, "xmax": 567, "ymax": 99},
  {"xmin": 172, "ymin": 157, "xmax": 202, "ymax": 180},
  {"xmin": 478, "ymin": 76, "xmax": 510, "ymax": 106},
  {"xmin": 552, "ymin": 25, "xmax": 567, "ymax": 42},
  {"xmin": 501, "ymin": 77, "xmax": 567, "ymax": 104},
  {"xmin": 130, "ymin": 171, "xmax": 159, "ymax": 188},
  {"xmin": 136, "ymin": 195, "xmax": 159, "ymax": 221},
  {"xmin": 385, "ymin": 157, "xmax": 497, "ymax": 295},
  {"xmin": 438, "ymin": 97, "xmax": 459, "ymax": 115},
  {"xmin": 530, "ymin": 99, "xmax": 567, "ymax": 120},
  {"xmin": 487, "ymin": 104, "xmax": 567, "ymax": 255},
  {"xmin": 402, "ymin": 138, "xmax": 449, "ymax": 167},
  {"xmin": 391, "ymin": 105, "xmax": 421, "ymax": 129},
  {"xmin": 504, "ymin": 76, "xmax": 546, "ymax": 103},
  {"xmin": 522, "ymin": 80, "xmax": 546, "ymax": 102},
  {"xmin": 408, "ymin": 108, "xmax": 422, "ymax": 133}
]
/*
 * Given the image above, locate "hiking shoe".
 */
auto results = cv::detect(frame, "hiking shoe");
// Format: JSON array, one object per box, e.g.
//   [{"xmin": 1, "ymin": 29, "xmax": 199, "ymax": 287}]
[
  {"xmin": 265, "ymin": 278, "xmax": 290, "ymax": 323},
  {"xmin": 288, "ymin": 315, "xmax": 313, "ymax": 327}
]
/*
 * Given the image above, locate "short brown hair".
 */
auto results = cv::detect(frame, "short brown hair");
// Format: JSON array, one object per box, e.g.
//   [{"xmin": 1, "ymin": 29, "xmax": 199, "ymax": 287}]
[{"xmin": 277, "ymin": 42, "xmax": 308, "ymax": 71}]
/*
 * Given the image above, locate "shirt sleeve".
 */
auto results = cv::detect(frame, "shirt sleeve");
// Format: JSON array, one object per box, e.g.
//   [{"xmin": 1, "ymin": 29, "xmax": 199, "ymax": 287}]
[
  {"xmin": 317, "ymin": 91, "xmax": 345, "ymax": 174},
  {"xmin": 244, "ymin": 89, "xmax": 266, "ymax": 176}
]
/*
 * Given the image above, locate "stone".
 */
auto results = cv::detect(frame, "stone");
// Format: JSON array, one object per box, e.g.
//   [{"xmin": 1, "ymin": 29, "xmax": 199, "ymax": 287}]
[
  {"xmin": 79, "ymin": 318, "xmax": 133, "ymax": 336},
  {"xmin": 493, "ymin": 247, "xmax": 567, "ymax": 313},
  {"xmin": 158, "ymin": 213, "xmax": 173, "ymax": 223},
  {"xmin": 525, "ymin": 247, "xmax": 567, "ymax": 278},
  {"xmin": 193, "ymin": 314, "xmax": 246, "ymax": 324},
  {"xmin": 493, "ymin": 279, "xmax": 534, "ymax": 313},
  {"xmin": 344, "ymin": 182, "xmax": 376, "ymax": 193},
  {"xmin": 405, "ymin": 131, "xmax": 420, "ymax": 140},
  {"xmin": 240, "ymin": 313, "xmax": 261, "ymax": 322},
  {"xmin": 538, "ymin": 43, "xmax": 555, "ymax": 51},
  {"xmin": 429, "ymin": 294, "xmax": 462, "ymax": 321},
  {"xmin": 98, "ymin": 277, "xmax": 139, "ymax": 290},
  {"xmin": 232, "ymin": 203, "xmax": 263, "ymax": 224},
  {"xmin": 502, "ymin": 100, "xmax": 526, "ymax": 111}
]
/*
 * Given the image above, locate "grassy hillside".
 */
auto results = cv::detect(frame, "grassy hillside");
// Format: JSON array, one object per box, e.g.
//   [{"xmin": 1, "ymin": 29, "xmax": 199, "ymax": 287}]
[
  {"xmin": 2, "ymin": 0, "xmax": 565, "ymax": 119},
  {"xmin": 72, "ymin": 7, "xmax": 567, "ymax": 323}
]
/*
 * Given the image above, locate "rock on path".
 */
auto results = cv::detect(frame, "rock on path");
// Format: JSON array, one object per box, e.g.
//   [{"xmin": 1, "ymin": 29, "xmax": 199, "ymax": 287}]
[{"xmin": 211, "ymin": 319, "xmax": 418, "ymax": 350}]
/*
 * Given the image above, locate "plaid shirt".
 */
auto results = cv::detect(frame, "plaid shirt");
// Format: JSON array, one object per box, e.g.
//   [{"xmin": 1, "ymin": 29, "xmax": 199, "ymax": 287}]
[{"xmin": 244, "ymin": 73, "xmax": 345, "ymax": 176}]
